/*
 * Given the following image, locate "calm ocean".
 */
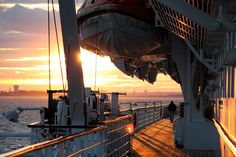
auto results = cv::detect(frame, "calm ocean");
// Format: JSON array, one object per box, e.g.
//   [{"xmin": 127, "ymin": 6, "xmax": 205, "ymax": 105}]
[{"xmin": 0, "ymin": 96, "xmax": 47, "ymax": 153}]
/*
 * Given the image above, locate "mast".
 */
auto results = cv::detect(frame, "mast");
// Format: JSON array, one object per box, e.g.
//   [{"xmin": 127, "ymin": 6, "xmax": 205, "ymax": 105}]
[{"xmin": 58, "ymin": 0, "xmax": 85, "ymax": 127}]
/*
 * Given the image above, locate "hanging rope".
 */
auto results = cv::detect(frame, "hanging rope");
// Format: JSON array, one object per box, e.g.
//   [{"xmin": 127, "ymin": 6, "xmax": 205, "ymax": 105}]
[
  {"xmin": 47, "ymin": 0, "xmax": 51, "ymax": 90},
  {"xmin": 51, "ymin": 0, "xmax": 66, "ymax": 96},
  {"xmin": 94, "ymin": 16, "xmax": 99, "ymax": 91},
  {"xmin": 50, "ymin": 0, "xmax": 69, "ymax": 132},
  {"xmin": 94, "ymin": 51, "xmax": 98, "ymax": 90}
]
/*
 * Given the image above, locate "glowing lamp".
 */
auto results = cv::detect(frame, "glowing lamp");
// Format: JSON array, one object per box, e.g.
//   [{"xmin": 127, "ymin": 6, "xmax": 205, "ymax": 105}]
[{"xmin": 125, "ymin": 123, "xmax": 134, "ymax": 134}]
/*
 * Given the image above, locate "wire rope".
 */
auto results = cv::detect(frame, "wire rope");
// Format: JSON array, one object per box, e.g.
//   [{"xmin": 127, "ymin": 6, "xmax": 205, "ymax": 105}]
[
  {"xmin": 51, "ymin": 0, "xmax": 66, "ymax": 96},
  {"xmin": 94, "ymin": 15, "xmax": 99, "ymax": 91},
  {"xmin": 50, "ymin": 0, "xmax": 70, "ymax": 132},
  {"xmin": 48, "ymin": 0, "xmax": 51, "ymax": 90}
]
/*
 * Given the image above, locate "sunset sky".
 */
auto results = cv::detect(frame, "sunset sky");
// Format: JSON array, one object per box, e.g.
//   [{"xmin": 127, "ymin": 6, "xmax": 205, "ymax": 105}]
[{"xmin": 0, "ymin": 0, "xmax": 181, "ymax": 93}]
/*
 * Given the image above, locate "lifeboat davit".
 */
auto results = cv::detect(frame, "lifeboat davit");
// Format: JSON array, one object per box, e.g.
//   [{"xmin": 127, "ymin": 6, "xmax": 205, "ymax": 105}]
[{"xmin": 77, "ymin": 0, "xmax": 173, "ymax": 83}]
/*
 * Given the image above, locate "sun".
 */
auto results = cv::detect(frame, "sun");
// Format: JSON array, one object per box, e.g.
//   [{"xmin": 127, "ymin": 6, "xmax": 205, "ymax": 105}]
[{"xmin": 79, "ymin": 48, "xmax": 98, "ymax": 72}]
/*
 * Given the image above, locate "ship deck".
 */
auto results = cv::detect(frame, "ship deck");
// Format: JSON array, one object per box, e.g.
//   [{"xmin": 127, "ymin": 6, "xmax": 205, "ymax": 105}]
[{"xmin": 131, "ymin": 119, "xmax": 216, "ymax": 157}]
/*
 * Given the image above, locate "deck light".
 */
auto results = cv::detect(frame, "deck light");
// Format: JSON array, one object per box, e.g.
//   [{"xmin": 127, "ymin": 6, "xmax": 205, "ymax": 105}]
[{"xmin": 125, "ymin": 123, "xmax": 134, "ymax": 134}]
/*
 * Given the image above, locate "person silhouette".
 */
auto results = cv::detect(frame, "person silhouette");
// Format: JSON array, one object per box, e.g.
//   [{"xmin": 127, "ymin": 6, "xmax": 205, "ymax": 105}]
[{"xmin": 168, "ymin": 101, "xmax": 177, "ymax": 123}]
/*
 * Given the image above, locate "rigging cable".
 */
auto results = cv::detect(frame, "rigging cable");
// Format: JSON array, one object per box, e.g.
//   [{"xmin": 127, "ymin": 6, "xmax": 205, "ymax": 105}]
[
  {"xmin": 94, "ymin": 50, "xmax": 98, "ymax": 90},
  {"xmin": 94, "ymin": 15, "xmax": 99, "ymax": 91},
  {"xmin": 51, "ymin": 0, "xmax": 66, "ymax": 96},
  {"xmin": 47, "ymin": 0, "xmax": 51, "ymax": 90},
  {"xmin": 51, "ymin": 0, "xmax": 68, "ymax": 132}
]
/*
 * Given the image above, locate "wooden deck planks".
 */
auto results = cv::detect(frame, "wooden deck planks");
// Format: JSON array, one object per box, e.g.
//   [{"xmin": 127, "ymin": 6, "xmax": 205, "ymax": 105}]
[{"xmin": 131, "ymin": 119, "xmax": 216, "ymax": 157}]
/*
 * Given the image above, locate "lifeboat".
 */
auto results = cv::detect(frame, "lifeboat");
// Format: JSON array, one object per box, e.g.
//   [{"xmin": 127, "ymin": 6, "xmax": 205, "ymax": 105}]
[
  {"xmin": 111, "ymin": 58, "xmax": 136, "ymax": 77},
  {"xmin": 77, "ymin": 0, "xmax": 168, "ymax": 57},
  {"xmin": 77, "ymin": 0, "xmax": 172, "ymax": 83}
]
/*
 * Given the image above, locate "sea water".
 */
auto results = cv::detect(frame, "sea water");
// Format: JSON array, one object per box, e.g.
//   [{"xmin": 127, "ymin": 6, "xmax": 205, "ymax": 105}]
[{"xmin": 0, "ymin": 96, "xmax": 47, "ymax": 153}]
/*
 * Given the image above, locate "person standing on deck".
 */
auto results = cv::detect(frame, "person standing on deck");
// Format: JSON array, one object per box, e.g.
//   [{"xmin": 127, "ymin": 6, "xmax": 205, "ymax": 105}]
[{"xmin": 168, "ymin": 101, "xmax": 177, "ymax": 123}]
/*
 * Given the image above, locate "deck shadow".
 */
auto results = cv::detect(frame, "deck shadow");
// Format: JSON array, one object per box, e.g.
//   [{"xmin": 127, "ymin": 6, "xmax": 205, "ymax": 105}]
[
  {"xmin": 140, "ymin": 133, "xmax": 184, "ymax": 156},
  {"xmin": 132, "ymin": 135, "xmax": 166, "ymax": 156},
  {"xmin": 131, "ymin": 119, "xmax": 187, "ymax": 157}
]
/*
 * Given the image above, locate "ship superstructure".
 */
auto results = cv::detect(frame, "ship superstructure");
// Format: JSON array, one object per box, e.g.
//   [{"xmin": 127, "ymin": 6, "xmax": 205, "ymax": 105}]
[{"xmin": 77, "ymin": 0, "xmax": 236, "ymax": 155}]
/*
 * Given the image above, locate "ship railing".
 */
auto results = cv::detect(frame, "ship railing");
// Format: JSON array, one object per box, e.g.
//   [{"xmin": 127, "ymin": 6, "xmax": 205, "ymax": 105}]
[
  {"xmin": 120, "ymin": 101, "xmax": 180, "ymax": 131},
  {"xmin": 0, "ymin": 102, "xmax": 171, "ymax": 157},
  {"xmin": 213, "ymin": 119, "xmax": 236, "ymax": 156},
  {"xmin": 104, "ymin": 115, "xmax": 132, "ymax": 157},
  {"xmin": 0, "ymin": 115, "xmax": 132, "ymax": 157}
]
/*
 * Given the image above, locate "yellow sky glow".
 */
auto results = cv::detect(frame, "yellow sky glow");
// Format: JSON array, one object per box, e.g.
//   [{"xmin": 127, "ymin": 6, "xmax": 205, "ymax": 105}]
[{"xmin": 0, "ymin": 48, "xmax": 181, "ymax": 92}]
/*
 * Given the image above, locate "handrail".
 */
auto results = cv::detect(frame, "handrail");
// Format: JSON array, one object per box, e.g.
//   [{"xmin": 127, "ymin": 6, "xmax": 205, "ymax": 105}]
[
  {"xmin": 67, "ymin": 140, "xmax": 106, "ymax": 157},
  {"xmin": 106, "ymin": 133, "xmax": 129, "ymax": 146},
  {"xmin": 119, "ymin": 100, "xmax": 162, "ymax": 105},
  {"xmin": 120, "ymin": 103, "xmax": 169, "ymax": 113},
  {"xmin": 104, "ymin": 115, "xmax": 131, "ymax": 124},
  {"xmin": 106, "ymin": 125, "xmax": 128, "ymax": 134},
  {"xmin": 104, "ymin": 141, "xmax": 129, "ymax": 157},
  {"xmin": 214, "ymin": 119, "xmax": 236, "ymax": 145},
  {"xmin": 213, "ymin": 119, "xmax": 236, "ymax": 156},
  {"xmin": 28, "ymin": 124, "xmax": 98, "ymax": 128},
  {"xmin": 0, "ymin": 125, "xmax": 106, "ymax": 157}
]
